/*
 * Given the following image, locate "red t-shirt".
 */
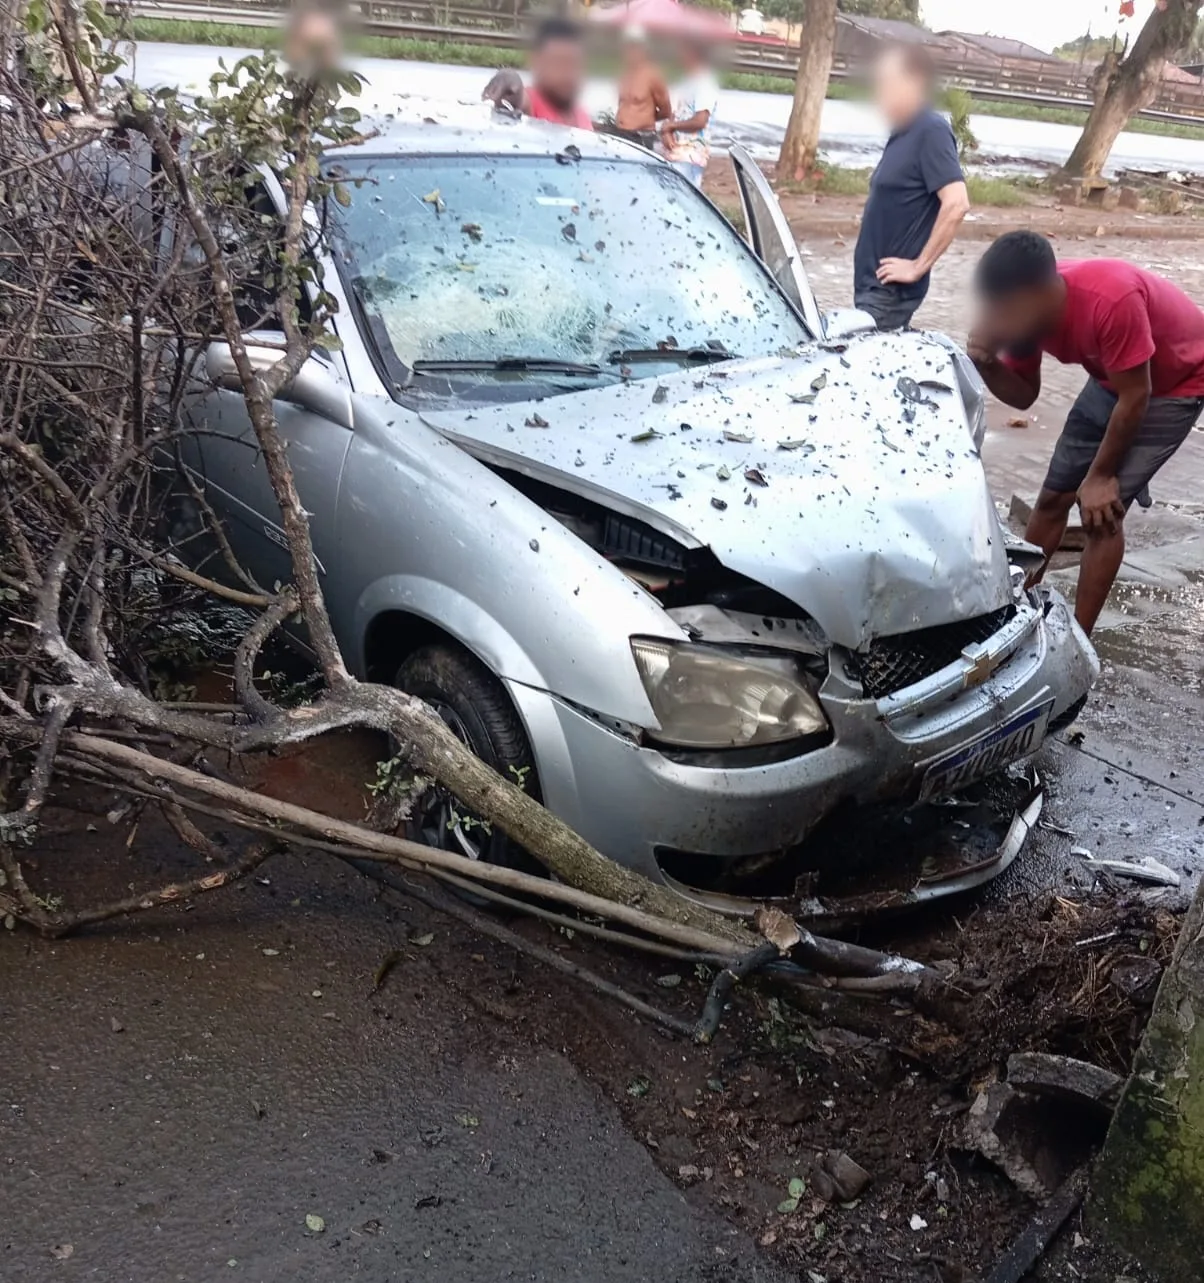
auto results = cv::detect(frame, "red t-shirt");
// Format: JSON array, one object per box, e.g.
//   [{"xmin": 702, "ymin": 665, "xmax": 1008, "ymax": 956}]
[
  {"xmin": 526, "ymin": 87, "xmax": 593, "ymax": 131},
  {"xmin": 1004, "ymin": 258, "xmax": 1204, "ymax": 397}
]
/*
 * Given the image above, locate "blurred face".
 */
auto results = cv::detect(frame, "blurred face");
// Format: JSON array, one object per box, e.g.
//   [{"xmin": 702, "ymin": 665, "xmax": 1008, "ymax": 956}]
[
  {"xmin": 678, "ymin": 38, "xmax": 707, "ymax": 72},
  {"xmin": 873, "ymin": 49, "xmax": 927, "ymax": 128},
  {"xmin": 284, "ymin": 10, "xmax": 343, "ymax": 74},
  {"xmin": 531, "ymin": 37, "xmax": 585, "ymax": 110},
  {"xmin": 622, "ymin": 39, "xmax": 648, "ymax": 72},
  {"xmin": 975, "ymin": 287, "xmax": 1053, "ymax": 352}
]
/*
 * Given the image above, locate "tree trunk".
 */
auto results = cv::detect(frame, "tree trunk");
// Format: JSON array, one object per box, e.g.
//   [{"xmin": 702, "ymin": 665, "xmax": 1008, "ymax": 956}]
[
  {"xmin": 1059, "ymin": 0, "xmax": 1202, "ymax": 180},
  {"xmin": 778, "ymin": 0, "xmax": 838, "ymax": 182}
]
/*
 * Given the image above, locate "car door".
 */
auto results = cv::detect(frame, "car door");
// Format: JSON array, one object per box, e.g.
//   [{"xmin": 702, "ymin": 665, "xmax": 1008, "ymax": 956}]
[
  {"xmin": 184, "ymin": 175, "xmax": 354, "ymax": 612},
  {"xmin": 728, "ymin": 144, "xmax": 826, "ymax": 341},
  {"xmin": 194, "ymin": 347, "xmax": 353, "ymax": 604}
]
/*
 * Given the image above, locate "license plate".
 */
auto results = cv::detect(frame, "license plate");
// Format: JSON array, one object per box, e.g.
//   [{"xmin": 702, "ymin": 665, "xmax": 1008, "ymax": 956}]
[{"xmin": 919, "ymin": 701, "xmax": 1052, "ymax": 801}]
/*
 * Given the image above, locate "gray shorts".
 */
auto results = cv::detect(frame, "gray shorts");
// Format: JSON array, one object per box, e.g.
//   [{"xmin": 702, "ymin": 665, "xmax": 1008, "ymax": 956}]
[
  {"xmin": 1044, "ymin": 378, "xmax": 1202, "ymax": 503},
  {"xmin": 854, "ymin": 284, "xmax": 922, "ymax": 331}
]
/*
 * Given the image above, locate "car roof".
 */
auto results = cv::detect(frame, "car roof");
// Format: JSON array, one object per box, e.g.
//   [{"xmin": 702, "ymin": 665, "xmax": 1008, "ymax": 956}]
[{"xmin": 328, "ymin": 103, "xmax": 659, "ymax": 164}]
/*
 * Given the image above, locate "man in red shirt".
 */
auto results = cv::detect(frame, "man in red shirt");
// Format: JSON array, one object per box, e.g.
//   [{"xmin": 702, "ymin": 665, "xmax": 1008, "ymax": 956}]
[
  {"xmin": 482, "ymin": 19, "xmax": 594, "ymax": 131},
  {"xmin": 969, "ymin": 230, "xmax": 1204, "ymax": 634}
]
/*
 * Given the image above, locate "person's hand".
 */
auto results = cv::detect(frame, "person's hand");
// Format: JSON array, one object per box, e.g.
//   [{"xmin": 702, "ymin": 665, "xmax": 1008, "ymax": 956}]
[
  {"xmin": 966, "ymin": 328, "xmax": 999, "ymax": 370},
  {"xmin": 660, "ymin": 126, "xmax": 678, "ymax": 152},
  {"xmin": 1078, "ymin": 472, "xmax": 1125, "ymax": 535},
  {"xmin": 482, "ymin": 70, "xmax": 524, "ymax": 113},
  {"xmin": 876, "ymin": 257, "xmax": 923, "ymax": 285}
]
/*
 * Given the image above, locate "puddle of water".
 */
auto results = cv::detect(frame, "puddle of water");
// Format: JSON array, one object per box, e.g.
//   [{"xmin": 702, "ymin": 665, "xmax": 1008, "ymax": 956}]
[{"xmin": 1091, "ymin": 574, "xmax": 1204, "ymax": 697}]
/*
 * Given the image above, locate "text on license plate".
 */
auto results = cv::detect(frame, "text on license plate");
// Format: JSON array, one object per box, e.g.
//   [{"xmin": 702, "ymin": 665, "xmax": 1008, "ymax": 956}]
[{"xmin": 919, "ymin": 701, "xmax": 1053, "ymax": 800}]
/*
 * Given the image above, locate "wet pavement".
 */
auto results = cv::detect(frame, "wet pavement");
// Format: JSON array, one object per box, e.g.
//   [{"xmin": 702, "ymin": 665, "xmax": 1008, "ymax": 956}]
[{"xmin": 1, "ymin": 844, "xmax": 787, "ymax": 1283}]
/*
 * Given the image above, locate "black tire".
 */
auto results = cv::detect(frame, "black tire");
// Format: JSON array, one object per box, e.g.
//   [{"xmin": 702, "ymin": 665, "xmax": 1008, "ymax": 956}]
[{"xmin": 394, "ymin": 643, "xmax": 541, "ymax": 873}]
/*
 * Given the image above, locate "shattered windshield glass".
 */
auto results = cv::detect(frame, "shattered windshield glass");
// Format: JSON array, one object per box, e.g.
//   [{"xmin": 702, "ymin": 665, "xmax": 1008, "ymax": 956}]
[{"xmin": 332, "ymin": 154, "xmax": 808, "ymax": 388}]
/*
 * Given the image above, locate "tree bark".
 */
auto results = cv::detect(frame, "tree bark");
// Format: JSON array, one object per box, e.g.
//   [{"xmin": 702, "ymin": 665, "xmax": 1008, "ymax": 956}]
[
  {"xmin": 778, "ymin": 0, "xmax": 839, "ymax": 182},
  {"xmin": 1059, "ymin": 0, "xmax": 1202, "ymax": 180}
]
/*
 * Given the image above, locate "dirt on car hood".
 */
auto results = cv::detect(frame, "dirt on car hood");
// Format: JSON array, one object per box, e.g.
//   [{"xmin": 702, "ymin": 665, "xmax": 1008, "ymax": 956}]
[{"xmin": 419, "ymin": 331, "xmax": 1012, "ymax": 650}]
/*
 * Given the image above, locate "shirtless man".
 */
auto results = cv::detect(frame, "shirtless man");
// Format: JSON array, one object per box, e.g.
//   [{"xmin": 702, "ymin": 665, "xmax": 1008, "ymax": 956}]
[{"xmin": 614, "ymin": 28, "xmax": 670, "ymax": 150}]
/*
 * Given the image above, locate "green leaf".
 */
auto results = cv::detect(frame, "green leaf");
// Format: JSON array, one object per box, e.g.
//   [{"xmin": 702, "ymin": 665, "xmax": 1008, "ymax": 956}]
[
  {"xmin": 788, "ymin": 1176, "xmax": 807, "ymax": 1199},
  {"xmin": 655, "ymin": 973, "xmax": 682, "ymax": 988},
  {"xmin": 776, "ymin": 1198, "xmax": 799, "ymax": 1215},
  {"xmin": 304, "ymin": 1213, "xmax": 325, "ymax": 1233},
  {"xmin": 333, "ymin": 184, "xmax": 351, "ymax": 208},
  {"xmin": 454, "ymin": 1112, "xmax": 480, "ymax": 1127},
  {"xmin": 626, "ymin": 1075, "xmax": 651, "ymax": 1098}
]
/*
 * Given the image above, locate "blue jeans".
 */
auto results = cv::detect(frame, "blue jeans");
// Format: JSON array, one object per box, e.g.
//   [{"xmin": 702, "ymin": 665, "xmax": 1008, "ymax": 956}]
[{"xmin": 672, "ymin": 160, "xmax": 705, "ymax": 187}]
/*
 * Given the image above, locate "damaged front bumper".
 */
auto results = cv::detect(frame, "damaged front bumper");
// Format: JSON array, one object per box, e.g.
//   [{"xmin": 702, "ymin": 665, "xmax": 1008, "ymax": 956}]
[{"xmin": 506, "ymin": 587, "xmax": 1098, "ymax": 899}]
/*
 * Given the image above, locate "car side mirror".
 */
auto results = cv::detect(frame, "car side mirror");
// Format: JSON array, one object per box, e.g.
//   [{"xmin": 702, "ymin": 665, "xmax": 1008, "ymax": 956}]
[
  {"xmin": 823, "ymin": 308, "xmax": 878, "ymax": 339},
  {"xmin": 204, "ymin": 340, "xmax": 353, "ymax": 430}
]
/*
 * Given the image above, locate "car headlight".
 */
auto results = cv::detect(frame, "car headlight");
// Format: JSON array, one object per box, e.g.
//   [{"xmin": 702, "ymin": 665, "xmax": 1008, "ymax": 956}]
[{"xmin": 630, "ymin": 638, "xmax": 828, "ymax": 749}]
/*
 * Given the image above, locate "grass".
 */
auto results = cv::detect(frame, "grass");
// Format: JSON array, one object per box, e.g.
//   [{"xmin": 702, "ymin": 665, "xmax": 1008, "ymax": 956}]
[
  {"xmin": 965, "ymin": 174, "xmax": 1035, "ymax": 207},
  {"xmin": 778, "ymin": 162, "xmax": 1034, "ymax": 208},
  {"xmin": 130, "ymin": 17, "xmax": 1204, "ymax": 144},
  {"xmin": 129, "ymin": 17, "xmax": 529, "ymax": 68}
]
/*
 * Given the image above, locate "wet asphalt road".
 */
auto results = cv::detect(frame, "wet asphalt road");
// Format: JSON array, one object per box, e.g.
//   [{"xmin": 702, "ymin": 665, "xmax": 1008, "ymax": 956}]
[{"xmin": 2, "ymin": 852, "xmax": 787, "ymax": 1283}]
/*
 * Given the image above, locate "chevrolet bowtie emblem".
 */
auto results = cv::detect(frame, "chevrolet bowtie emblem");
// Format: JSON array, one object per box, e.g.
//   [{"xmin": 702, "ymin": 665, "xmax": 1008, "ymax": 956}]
[{"xmin": 963, "ymin": 646, "xmax": 1001, "ymax": 689}]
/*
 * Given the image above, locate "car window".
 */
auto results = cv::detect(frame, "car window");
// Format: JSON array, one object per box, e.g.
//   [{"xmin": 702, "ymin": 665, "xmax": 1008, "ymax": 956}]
[{"xmin": 330, "ymin": 154, "xmax": 809, "ymax": 395}]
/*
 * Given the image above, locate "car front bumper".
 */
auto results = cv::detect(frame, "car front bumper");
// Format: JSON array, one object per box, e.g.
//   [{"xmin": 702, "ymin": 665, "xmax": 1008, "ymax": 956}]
[{"xmin": 506, "ymin": 588, "xmax": 1098, "ymax": 888}]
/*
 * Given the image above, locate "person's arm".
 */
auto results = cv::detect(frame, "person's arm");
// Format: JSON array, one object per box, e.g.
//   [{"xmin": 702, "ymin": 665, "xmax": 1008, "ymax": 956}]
[
  {"xmin": 876, "ymin": 181, "xmax": 971, "ymax": 285},
  {"xmin": 651, "ymin": 73, "xmax": 672, "ymax": 123},
  {"xmin": 659, "ymin": 107, "xmax": 710, "ymax": 136},
  {"xmin": 482, "ymin": 69, "xmax": 529, "ymax": 115},
  {"xmin": 1079, "ymin": 362, "xmax": 1150, "ymax": 534},
  {"xmin": 967, "ymin": 331, "xmax": 1042, "ymax": 410},
  {"xmin": 1076, "ymin": 291, "xmax": 1157, "ymax": 533}
]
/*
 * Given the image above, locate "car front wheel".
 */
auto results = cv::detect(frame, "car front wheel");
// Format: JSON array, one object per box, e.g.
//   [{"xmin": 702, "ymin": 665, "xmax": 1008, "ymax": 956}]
[{"xmin": 394, "ymin": 643, "xmax": 540, "ymax": 872}]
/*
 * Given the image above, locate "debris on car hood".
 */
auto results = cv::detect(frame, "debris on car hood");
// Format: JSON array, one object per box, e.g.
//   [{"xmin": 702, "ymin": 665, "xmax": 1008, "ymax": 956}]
[{"xmin": 420, "ymin": 331, "xmax": 1012, "ymax": 650}]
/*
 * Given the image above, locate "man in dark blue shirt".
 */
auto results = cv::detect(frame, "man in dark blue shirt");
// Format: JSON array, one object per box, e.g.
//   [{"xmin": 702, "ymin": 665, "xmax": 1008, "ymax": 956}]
[{"xmin": 854, "ymin": 44, "xmax": 970, "ymax": 329}]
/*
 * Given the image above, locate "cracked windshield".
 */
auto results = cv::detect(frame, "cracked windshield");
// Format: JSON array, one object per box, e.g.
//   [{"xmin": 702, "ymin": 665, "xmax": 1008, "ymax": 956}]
[{"xmin": 334, "ymin": 154, "xmax": 807, "ymax": 393}]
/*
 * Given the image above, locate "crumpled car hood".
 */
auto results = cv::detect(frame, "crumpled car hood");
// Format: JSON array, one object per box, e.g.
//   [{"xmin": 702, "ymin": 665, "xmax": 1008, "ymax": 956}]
[{"xmin": 418, "ymin": 331, "xmax": 1012, "ymax": 650}]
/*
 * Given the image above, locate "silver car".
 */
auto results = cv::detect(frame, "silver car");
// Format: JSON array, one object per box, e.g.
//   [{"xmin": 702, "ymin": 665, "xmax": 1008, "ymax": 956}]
[{"xmin": 184, "ymin": 117, "xmax": 1098, "ymax": 906}]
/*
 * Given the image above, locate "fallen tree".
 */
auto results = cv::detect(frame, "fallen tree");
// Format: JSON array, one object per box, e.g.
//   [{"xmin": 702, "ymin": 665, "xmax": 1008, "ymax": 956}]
[{"xmin": 0, "ymin": 7, "xmax": 939, "ymax": 1036}]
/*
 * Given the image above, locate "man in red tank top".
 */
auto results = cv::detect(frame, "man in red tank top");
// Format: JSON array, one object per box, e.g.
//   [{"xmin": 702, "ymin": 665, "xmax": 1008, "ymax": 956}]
[
  {"xmin": 482, "ymin": 18, "xmax": 594, "ymax": 131},
  {"xmin": 969, "ymin": 230, "xmax": 1204, "ymax": 634}
]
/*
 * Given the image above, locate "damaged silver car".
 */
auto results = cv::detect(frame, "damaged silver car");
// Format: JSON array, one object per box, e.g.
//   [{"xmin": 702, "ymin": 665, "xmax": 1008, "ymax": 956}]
[{"xmin": 185, "ymin": 118, "xmax": 1098, "ymax": 908}]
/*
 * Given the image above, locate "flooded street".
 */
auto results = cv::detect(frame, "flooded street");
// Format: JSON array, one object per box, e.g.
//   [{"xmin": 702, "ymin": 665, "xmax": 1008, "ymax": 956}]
[{"xmin": 128, "ymin": 43, "xmax": 1204, "ymax": 175}]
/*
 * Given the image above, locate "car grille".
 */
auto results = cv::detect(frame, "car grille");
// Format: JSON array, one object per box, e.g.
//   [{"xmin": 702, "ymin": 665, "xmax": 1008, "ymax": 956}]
[{"xmin": 850, "ymin": 606, "xmax": 1017, "ymax": 700}]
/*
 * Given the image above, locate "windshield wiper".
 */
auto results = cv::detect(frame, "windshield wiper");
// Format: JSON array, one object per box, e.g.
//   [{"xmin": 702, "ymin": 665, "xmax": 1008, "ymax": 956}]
[
  {"xmin": 607, "ymin": 344, "xmax": 738, "ymax": 366},
  {"xmin": 411, "ymin": 357, "xmax": 617, "ymax": 379}
]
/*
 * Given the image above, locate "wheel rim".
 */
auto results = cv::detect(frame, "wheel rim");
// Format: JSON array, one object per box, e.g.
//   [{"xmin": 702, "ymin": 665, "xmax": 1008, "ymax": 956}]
[{"xmin": 413, "ymin": 701, "xmax": 490, "ymax": 861}]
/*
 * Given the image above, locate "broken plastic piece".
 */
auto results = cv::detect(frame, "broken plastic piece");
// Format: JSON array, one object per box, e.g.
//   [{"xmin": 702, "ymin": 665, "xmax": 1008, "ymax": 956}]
[{"xmin": 1074, "ymin": 851, "xmax": 1181, "ymax": 887}]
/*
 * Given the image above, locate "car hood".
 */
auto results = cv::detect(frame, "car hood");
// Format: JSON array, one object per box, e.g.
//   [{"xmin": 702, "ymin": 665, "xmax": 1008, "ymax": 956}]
[{"xmin": 417, "ymin": 331, "xmax": 1012, "ymax": 650}]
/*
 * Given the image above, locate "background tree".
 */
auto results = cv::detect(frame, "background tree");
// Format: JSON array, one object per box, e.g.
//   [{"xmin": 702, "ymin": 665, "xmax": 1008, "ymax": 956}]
[
  {"xmin": 778, "ymin": 0, "xmax": 839, "ymax": 180},
  {"xmin": 1058, "ymin": 0, "xmax": 1204, "ymax": 179}
]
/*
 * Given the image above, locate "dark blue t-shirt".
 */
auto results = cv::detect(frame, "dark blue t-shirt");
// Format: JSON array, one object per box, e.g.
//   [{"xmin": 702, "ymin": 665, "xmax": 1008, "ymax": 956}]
[{"xmin": 854, "ymin": 109, "xmax": 964, "ymax": 302}]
